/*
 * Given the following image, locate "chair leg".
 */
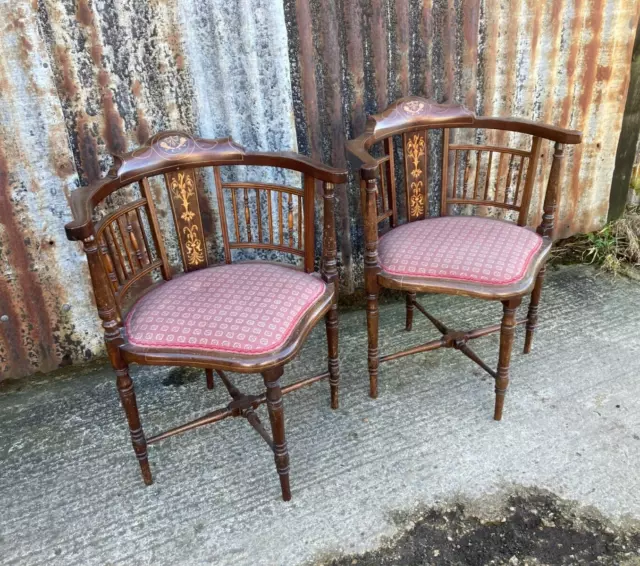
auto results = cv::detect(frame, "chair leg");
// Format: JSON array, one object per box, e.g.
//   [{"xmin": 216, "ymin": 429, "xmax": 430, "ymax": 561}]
[
  {"xmin": 524, "ymin": 266, "xmax": 546, "ymax": 354},
  {"xmin": 494, "ymin": 297, "xmax": 522, "ymax": 421},
  {"xmin": 115, "ymin": 365, "xmax": 152, "ymax": 485},
  {"xmin": 205, "ymin": 368, "xmax": 215, "ymax": 390},
  {"xmin": 262, "ymin": 366, "xmax": 291, "ymax": 501},
  {"xmin": 405, "ymin": 292, "xmax": 416, "ymax": 331},
  {"xmin": 366, "ymin": 291, "xmax": 380, "ymax": 399},
  {"xmin": 325, "ymin": 303, "xmax": 340, "ymax": 410}
]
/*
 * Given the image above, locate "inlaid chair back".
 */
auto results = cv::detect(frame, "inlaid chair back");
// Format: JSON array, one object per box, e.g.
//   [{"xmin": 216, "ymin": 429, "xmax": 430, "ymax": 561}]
[
  {"xmin": 67, "ymin": 132, "xmax": 341, "ymax": 317},
  {"xmin": 66, "ymin": 131, "xmax": 347, "ymax": 501},
  {"xmin": 347, "ymin": 96, "xmax": 581, "ymax": 421},
  {"xmin": 348, "ymin": 97, "xmax": 582, "ymax": 238}
]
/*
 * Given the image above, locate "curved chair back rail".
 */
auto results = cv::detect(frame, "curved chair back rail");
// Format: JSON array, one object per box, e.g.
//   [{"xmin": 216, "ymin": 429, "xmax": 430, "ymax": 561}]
[
  {"xmin": 66, "ymin": 131, "xmax": 347, "ymax": 320},
  {"xmin": 64, "ymin": 131, "xmax": 347, "ymax": 501},
  {"xmin": 346, "ymin": 95, "xmax": 581, "ymax": 235}
]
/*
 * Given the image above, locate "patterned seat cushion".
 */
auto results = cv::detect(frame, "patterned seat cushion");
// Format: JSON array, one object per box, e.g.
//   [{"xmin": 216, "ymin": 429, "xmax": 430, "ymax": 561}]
[
  {"xmin": 378, "ymin": 216, "xmax": 543, "ymax": 285},
  {"xmin": 125, "ymin": 263, "xmax": 326, "ymax": 354}
]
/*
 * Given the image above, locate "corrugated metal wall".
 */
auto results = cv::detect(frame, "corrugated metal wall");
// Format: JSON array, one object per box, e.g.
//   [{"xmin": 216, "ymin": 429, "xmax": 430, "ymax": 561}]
[{"xmin": 1, "ymin": 0, "xmax": 638, "ymax": 380}]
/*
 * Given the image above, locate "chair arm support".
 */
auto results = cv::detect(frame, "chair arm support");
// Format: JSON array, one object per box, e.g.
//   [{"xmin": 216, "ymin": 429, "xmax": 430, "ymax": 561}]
[
  {"xmin": 321, "ymin": 182, "xmax": 338, "ymax": 286},
  {"xmin": 82, "ymin": 235, "xmax": 122, "ymax": 334},
  {"xmin": 537, "ymin": 142, "xmax": 565, "ymax": 239},
  {"xmin": 346, "ymin": 137, "xmax": 384, "ymax": 181},
  {"xmin": 363, "ymin": 177, "xmax": 380, "ymax": 273}
]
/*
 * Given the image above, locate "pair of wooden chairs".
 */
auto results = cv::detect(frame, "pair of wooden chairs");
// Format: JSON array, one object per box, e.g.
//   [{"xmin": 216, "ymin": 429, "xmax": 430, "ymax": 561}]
[{"xmin": 65, "ymin": 97, "xmax": 581, "ymax": 501}]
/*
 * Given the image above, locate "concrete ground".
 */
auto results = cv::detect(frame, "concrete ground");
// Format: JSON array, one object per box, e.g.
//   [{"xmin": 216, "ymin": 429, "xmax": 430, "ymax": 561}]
[{"xmin": 1, "ymin": 264, "xmax": 639, "ymax": 566}]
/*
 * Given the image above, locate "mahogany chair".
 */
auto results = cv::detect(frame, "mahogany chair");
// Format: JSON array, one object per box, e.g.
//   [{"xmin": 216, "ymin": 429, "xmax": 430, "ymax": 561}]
[
  {"xmin": 347, "ymin": 96, "xmax": 582, "ymax": 420},
  {"xmin": 65, "ymin": 132, "xmax": 347, "ymax": 501}
]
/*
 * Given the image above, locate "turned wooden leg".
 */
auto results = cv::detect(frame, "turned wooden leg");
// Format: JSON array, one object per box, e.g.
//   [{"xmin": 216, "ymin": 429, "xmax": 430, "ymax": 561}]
[
  {"xmin": 325, "ymin": 303, "xmax": 340, "ymax": 410},
  {"xmin": 366, "ymin": 291, "xmax": 380, "ymax": 399},
  {"xmin": 262, "ymin": 366, "xmax": 291, "ymax": 501},
  {"xmin": 115, "ymin": 365, "xmax": 152, "ymax": 485},
  {"xmin": 205, "ymin": 368, "xmax": 215, "ymax": 390},
  {"xmin": 494, "ymin": 297, "xmax": 522, "ymax": 421},
  {"xmin": 405, "ymin": 292, "xmax": 416, "ymax": 331},
  {"xmin": 524, "ymin": 266, "xmax": 546, "ymax": 354}
]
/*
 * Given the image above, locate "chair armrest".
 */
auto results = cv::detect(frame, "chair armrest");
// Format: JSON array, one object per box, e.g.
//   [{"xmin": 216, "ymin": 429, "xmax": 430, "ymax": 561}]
[
  {"xmin": 346, "ymin": 136, "xmax": 382, "ymax": 180},
  {"xmin": 250, "ymin": 151, "xmax": 348, "ymax": 184},
  {"xmin": 473, "ymin": 116, "xmax": 582, "ymax": 145},
  {"xmin": 65, "ymin": 178, "xmax": 113, "ymax": 241}
]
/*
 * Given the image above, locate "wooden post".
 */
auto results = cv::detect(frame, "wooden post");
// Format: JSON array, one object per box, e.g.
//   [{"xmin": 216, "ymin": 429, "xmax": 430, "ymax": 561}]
[
  {"xmin": 525, "ymin": 142, "xmax": 565, "ymax": 353},
  {"xmin": 495, "ymin": 297, "xmax": 522, "ymax": 421},
  {"xmin": 83, "ymin": 235, "xmax": 121, "ymax": 341},
  {"xmin": 322, "ymin": 182, "xmax": 340, "ymax": 409},
  {"xmin": 262, "ymin": 366, "xmax": 290, "ymax": 501},
  {"xmin": 303, "ymin": 175, "xmax": 316, "ymax": 273},
  {"xmin": 405, "ymin": 292, "xmax": 416, "ymax": 331},
  {"xmin": 517, "ymin": 136, "xmax": 542, "ymax": 226},
  {"xmin": 537, "ymin": 142, "xmax": 565, "ymax": 238},
  {"xmin": 441, "ymin": 128, "xmax": 450, "ymax": 216},
  {"xmin": 364, "ymin": 175, "xmax": 381, "ymax": 398},
  {"xmin": 83, "ymin": 235, "xmax": 151, "ymax": 484}
]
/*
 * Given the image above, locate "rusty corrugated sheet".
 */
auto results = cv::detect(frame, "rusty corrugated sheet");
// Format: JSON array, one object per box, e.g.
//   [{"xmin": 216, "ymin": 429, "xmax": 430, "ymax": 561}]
[
  {"xmin": 0, "ymin": 1, "xmax": 96, "ymax": 380},
  {"xmin": 0, "ymin": 0, "xmax": 638, "ymax": 380},
  {"xmin": 0, "ymin": 0, "xmax": 297, "ymax": 380}
]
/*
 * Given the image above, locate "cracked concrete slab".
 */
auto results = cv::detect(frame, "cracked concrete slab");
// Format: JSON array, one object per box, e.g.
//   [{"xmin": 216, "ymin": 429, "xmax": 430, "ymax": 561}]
[{"xmin": 1, "ymin": 264, "xmax": 639, "ymax": 566}]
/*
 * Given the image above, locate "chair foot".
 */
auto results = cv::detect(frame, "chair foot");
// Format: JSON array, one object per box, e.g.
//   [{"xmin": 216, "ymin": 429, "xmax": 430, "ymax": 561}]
[
  {"xmin": 494, "ymin": 297, "xmax": 522, "ymax": 421},
  {"xmin": 366, "ymin": 291, "xmax": 379, "ymax": 399},
  {"xmin": 330, "ymin": 385, "xmax": 339, "ymax": 410},
  {"xmin": 524, "ymin": 266, "xmax": 546, "ymax": 354},
  {"xmin": 139, "ymin": 461, "xmax": 153, "ymax": 485},
  {"xmin": 493, "ymin": 393, "xmax": 506, "ymax": 422},
  {"xmin": 205, "ymin": 368, "xmax": 214, "ymax": 390},
  {"xmin": 405, "ymin": 292, "xmax": 416, "ymax": 331},
  {"xmin": 262, "ymin": 366, "xmax": 291, "ymax": 501},
  {"xmin": 523, "ymin": 333, "xmax": 534, "ymax": 355},
  {"xmin": 325, "ymin": 303, "xmax": 340, "ymax": 410},
  {"xmin": 279, "ymin": 473, "xmax": 292, "ymax": 502},
  {"xmin": 115, "ymin": 366, "xmax": 152, "ymax": 484}
]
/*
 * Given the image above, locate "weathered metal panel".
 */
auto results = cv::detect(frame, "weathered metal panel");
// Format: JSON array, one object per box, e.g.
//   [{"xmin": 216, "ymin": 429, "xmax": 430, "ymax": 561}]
[
  {"xmin": 0, "ymin": 0, "xmax": 296, "ymax": 380},
  {"xmin": 0, "ymin": 0, "xmax": 638, "ymax": 379},
  {"xmin": 0, "ymin": 1, "xmax": 100, "ymax": 380}
]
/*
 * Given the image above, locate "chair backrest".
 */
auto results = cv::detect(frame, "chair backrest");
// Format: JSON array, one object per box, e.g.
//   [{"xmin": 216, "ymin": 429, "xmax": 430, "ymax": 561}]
[
  {"xmin": 65, "ymin": 132, "xmax": 347, "ymax": 323},
  {"xmin": 347, "ymin": 96, "xmax": 582, "ymax": 238}
]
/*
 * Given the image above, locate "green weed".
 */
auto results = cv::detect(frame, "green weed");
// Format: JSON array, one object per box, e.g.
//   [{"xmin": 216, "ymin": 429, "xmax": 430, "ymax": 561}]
[{"xmin": 552, "ymin": 206, "xmax": 640, "ymax": 277}]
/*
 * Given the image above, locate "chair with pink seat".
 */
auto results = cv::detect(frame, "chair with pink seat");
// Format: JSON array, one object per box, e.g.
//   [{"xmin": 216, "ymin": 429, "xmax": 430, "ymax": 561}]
[
  {"xmin": 65, "ymin": 131, "xmax": 347, "ymax": 501},
  {"xmin": 346, "ymin": 96, "xmax": 582, "ymax": 420}
]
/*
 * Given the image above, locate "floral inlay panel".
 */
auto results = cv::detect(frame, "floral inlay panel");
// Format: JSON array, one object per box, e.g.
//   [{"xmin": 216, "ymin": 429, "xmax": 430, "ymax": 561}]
[
  {"xmin": 405, "ymin": 133, "xmax": 427, "ymax": 220},
  {"xmin": 165, "ymin": 169, "xmax": 207, "ymax": 271}
]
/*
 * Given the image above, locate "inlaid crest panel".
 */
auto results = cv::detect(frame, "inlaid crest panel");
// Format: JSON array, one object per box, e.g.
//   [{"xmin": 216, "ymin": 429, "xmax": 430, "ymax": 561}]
[
  {"xmin": 403, "ymin": 131, "xmax": 428, "ymax": 222},
  {"xmin": 165, "ymin": 168, "xmax": 207, "ymax": 271}
]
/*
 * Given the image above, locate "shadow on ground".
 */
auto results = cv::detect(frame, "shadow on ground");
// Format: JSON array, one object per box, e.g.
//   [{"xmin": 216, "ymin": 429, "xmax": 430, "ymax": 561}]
[{"xmin": 324, "ymin": 489, "xmax": 640, "ymax": 566}]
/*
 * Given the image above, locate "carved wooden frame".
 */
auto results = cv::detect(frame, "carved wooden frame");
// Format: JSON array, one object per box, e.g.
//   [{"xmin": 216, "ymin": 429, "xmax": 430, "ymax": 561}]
[
  {"xmin": 66, "ymin": 131, "xmax": 347, "ymax": 501},
  {"xmin": 347, "ymin": 95, "xmax": 582, "ymax": 419}
]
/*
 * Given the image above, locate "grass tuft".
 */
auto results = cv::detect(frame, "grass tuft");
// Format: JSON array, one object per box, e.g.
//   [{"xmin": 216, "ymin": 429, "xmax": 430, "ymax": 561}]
[{"xmin": 552, "ymin": 206, "xmax": 640, "ymax": 278}]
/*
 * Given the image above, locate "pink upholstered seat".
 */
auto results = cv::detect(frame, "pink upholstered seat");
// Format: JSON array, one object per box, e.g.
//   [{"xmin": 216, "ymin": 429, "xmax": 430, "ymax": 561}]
[
  {"xmin": 378, "ymin": 216, "xmax": 543, "ymax": 285},
  {"xmin": 125, "ymin": 263, "xmax": 326, "ymax": 354}
]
